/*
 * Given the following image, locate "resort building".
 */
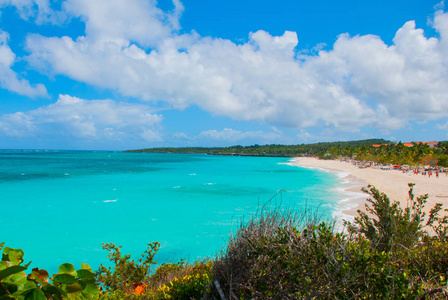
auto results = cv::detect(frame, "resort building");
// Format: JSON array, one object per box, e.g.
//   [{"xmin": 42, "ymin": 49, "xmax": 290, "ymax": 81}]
[{"xmin": 372, "ymin": 141, "xmax": 439, "ymax": 148}]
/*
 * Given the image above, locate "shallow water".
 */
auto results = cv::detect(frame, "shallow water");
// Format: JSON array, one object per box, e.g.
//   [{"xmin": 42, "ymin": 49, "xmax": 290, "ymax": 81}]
[{"xmin": 0, "ymin": 150, "xmax": 341, "ymax": 273}]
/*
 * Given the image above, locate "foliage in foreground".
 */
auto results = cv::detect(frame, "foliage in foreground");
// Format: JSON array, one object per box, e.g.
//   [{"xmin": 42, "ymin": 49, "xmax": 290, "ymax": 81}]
[
  {"xmin": 0, "ymin": 243, "xmax": 99, "ymax": 300},
  {"xmin": 209, "ymin": 184, "xmax": 448, "ymax": 299},
  {"xmin": 2, "ymin": 183, "xmax": 448, "ymax": 299},
  {"xmin": 96, "ymin": 242, "xmax": 212, "ymax": 300}
]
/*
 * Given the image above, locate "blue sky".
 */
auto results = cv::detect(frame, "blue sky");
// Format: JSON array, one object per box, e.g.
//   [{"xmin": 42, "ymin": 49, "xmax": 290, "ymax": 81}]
[{"xmin": 0, "ymin": 0, "xmax": 447, "ymax": 150}]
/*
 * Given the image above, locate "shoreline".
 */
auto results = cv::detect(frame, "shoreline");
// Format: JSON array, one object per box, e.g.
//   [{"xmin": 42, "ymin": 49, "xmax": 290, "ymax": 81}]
[{"xmin": 289, "ymin": 157, "xmax": 448, "ymax": 221}]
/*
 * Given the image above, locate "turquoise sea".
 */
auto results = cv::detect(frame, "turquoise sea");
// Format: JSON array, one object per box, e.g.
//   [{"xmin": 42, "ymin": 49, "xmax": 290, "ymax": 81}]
[{"xmin": 0, "ymin": 150, "xmax": 343, "ymax": 273}]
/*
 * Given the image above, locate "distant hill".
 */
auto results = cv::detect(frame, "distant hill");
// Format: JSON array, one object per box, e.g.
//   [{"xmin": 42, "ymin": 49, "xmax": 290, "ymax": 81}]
[{"xmin": 125, "ymin": 138, "xmax": 391, "ymax": 157}]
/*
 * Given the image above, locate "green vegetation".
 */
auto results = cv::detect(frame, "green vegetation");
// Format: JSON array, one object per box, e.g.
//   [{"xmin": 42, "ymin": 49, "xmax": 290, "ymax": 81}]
[
  {"xmin": 2, "ymin": 184, "xmax": 448, "ymax": 299},
  {"xmin": 97, "ymin": 242, "xmax": 160, "ymax": 294},
  {"xmin": 337, "ymin": 141, "xmax": 448, "ymax": 167},
  {"xmin": 0, "ymin": 244, "xmax": 99, "ymax": 299},
  {"xmin": 97, "ymin": 247, "xmax": 213, "ymax": 300},
  {"xmin": 126, "ymin": 139, "xmax": 448, "ymax": 167},
  {"xmin": 125, "ymin": 138, "xmax": 390, "ymax": 157},
  {"xmin": 210, "ymin": 184, "xmax": 448, "ymax": 299}
]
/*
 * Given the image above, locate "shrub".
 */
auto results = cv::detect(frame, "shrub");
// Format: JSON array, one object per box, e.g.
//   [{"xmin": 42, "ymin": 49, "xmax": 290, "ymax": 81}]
[
  {"xmin": 0, "ymin": 243, "xmax": 99, "ymax": 300},
  {"xmin": 96, "ymin": 243, "xmax": 212, "ymax": 300},
  {"xmin": 209, "ymin": 217, "xmax": 421, "ymax": 299},
  {"xmin": 155, "ymin": 260, "xmax": 213, "ymax": 300},
  {"xmin": 208, "ymin": 184, "xmax": 448, "ymax": 299},
  {"xmin": 97, "ymin": 242, "xmax": 160, "ymax": 296},
  {"xmin": 349, "ymin": 183, "xmax": 430, "ymax": 252}
]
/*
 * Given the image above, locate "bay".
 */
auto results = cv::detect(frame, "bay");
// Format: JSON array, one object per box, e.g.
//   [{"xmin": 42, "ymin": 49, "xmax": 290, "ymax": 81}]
[{"xmin": 0, "ymin": 150, "xmax": 341, "ymax": 273}]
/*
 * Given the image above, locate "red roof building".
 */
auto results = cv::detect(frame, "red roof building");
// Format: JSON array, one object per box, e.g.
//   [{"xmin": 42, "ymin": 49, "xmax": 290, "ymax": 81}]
[
  {"xmin": 403, "ymin": 142, "xmax": 415, "ymax": 147},
  {"xmin": 424, "ymin": 141, "xmax": 439, "ymax": 148}
]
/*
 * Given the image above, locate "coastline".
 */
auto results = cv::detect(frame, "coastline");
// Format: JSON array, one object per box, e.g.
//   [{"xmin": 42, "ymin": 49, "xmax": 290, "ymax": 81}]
[{"xmin": 289, "ymin": 157, "xmax": 448, "ymax": 221}]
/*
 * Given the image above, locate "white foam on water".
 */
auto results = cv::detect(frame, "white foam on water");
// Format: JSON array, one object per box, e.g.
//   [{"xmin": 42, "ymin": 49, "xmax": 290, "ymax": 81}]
[
  {"xmin": 330, "ymin": 180, "xmax": 366, "ymax": 226},
  {"xmin": 286, "ymin": 158, "xmax": 365, "ymax": 227},
  {"xmin": 103, "ymin": 199, "xmax": 118, "ymax": 203}
]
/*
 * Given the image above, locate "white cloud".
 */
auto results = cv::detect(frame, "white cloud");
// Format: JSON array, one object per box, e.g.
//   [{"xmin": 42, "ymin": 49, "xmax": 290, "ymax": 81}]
[
  {"xmin": 22, "ymin": 2, "xmax": 448, "ymax": 133},
  {"xmin": 26, "ymin": 28, "xmax": 377, "ymax": 129},
  {"xmin": 141, "ymin": 128, "xmax": 163, "ymax": 142},
  {"xmin": 308, "ymin": 19, "xmax": 448, "ymax": 122},
  {"xmin": 199, "ymin": 128, "xmax": 282, "ymax": 143},
  {"xmin": 0, "ymin": 0, "xmax": 66, "ymax": 24},
  {"xmin": 172, "ymin": 132, "xmax": 193, "ymax": 140},
  {"xmin": 0, "ymin": 29, "xmax": 47, "ymax": 97},
  {"xmin": 63, "ymin": 0, "xmax": 182, "ymax": 48},
  {"xmin": 0, "ymin": 111, "xmax": 34, "ymax": 137},
  {"xmin": 296, "ymin": 130, "xmax": 312, "ymax": 141},
  {"xmin": 437, "ymin": 121, "xmax": 448, "ymax": 130},
  {"xmin": 0, "ymin": 0, "xmax": 35, "ymax": 20},
  {"xmin": 0, "ymin": 94, "xmax": 163, "ymax": 142}
]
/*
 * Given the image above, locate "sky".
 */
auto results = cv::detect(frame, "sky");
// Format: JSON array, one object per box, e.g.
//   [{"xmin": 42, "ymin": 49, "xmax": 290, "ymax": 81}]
[{"xmin": 0, "ymin": 0, "xmax": 447, "ymax": 150}]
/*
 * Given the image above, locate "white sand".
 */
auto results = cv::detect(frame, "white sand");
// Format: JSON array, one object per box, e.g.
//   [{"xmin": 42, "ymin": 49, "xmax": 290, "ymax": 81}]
[{"xmin": 290, "ymin": 157, "xmax": 448, "ymax": 219}]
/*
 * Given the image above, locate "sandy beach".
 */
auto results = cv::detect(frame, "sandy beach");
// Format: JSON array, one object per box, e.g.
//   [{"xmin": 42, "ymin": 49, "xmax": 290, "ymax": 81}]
[{"xmin": 290, "ymin": 157, "xmax": 448, "ymax": 220}]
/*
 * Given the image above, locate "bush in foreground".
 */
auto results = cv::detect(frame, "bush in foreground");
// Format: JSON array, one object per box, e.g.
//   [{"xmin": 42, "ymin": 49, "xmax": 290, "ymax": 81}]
[
  {"xmin": 0, "ymin": 243, "xmax": 99, "ymax": 299},
  {"xmin": 208, "ymin": 184, "xmax": 448, "ymax": 299}
]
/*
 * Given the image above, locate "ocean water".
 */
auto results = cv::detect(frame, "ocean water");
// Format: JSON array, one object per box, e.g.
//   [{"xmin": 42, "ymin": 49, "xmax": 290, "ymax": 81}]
[{"xmin": 0, "ymin": 150, "xmax": 342, "ymax": 273}]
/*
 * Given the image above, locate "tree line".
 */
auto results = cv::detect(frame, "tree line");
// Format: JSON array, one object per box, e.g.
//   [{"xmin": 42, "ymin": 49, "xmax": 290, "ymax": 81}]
[{"xmin": 127, "ymin": 139, "xmax": 448, "ymax": 167}]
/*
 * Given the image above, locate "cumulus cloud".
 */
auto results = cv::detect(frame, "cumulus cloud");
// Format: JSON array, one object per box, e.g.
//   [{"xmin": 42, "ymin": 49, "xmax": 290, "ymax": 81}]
[
  {"xmin": 21, "ymin": 1, "xmax": 448, "ymax": 133},
  {"xmin": 199, "ymin": 128, "xmax": 282, "ymax": 143},
  {"xmin": 25, "ymin": 28, "xmax": 377, "ymax": 129},
  {"xmin": 0, "ymin": 29, "xmax": 47, "ymax": 97},
  {"xmin": 63, "ymin": 0, "xmax": 182, "ymax": 48},
  {"xmin": 0, "ymin": 0, "xmax": 66, "ymax": 24},
  {"xmin": 307, "ymin": 18, "xmax": 448, "ymax": 122},
  {"xmin": 0, "ymin": 94, "xmax": 163, "ymax": 142}
]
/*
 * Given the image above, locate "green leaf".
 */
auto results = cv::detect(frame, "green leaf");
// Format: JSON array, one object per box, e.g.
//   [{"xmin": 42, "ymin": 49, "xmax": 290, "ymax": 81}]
[
  {"xmin": 0, "ymin": 261, "xmax": 9, "ymax": 271},
  {"xmin": 11, "ymin": 282, "xmax": 37, "ymax": 298},
  {"xmin": 83, "ymin": 284, "xmax": 100, "ymax": 296},
  {"xmin": 21, "ymin": 281, "xmax": 37, "ymax": 290},
  {"xmin": 4, "ymin": 271, "xmax": 27, "ymax": 286},
  {"xmin": 0, "ymin": 283, "xmax": 17, "ymax": 295},
  {"xmin": 2, "ymin": 248, "xmax": 24, "ymax": 265},
  {"xmin": 23, "ymin": 288, "xmax": 46, "ymax": 300},
  {"xmin": 78, "ymin": 280, "xmax": 87, "ymax": 290},
  {"xmin": 0, "ymin": 266, "xmax": 26, "ymax": 280},
  {"xmin": 76, "ymin": 269, "xmax": 95, "ymax": 280},
  {"xmin": 53, "ymin": 274, "xmax": 77, "ymax": 284},
  {"xmin": 65, "ymin": 282, "xmax": 83, "ymax": 293},
  {"xmin": 80, "ymin": 263, "xmax": 93, "ymax": 272},
  {"xmin": 0, "ymin": 295, "xmax": 14, "ymax": 300},
  {"xmin": 42, "ymin": 285, "xmax": 67, "ymax": 297},
  {"xmin": 58, "ymin": 263, "xmax": 77, "ymax": 277},
  {"xmin": 29, "ymin": 269, "xmax": 49, "ymax": 285}
]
